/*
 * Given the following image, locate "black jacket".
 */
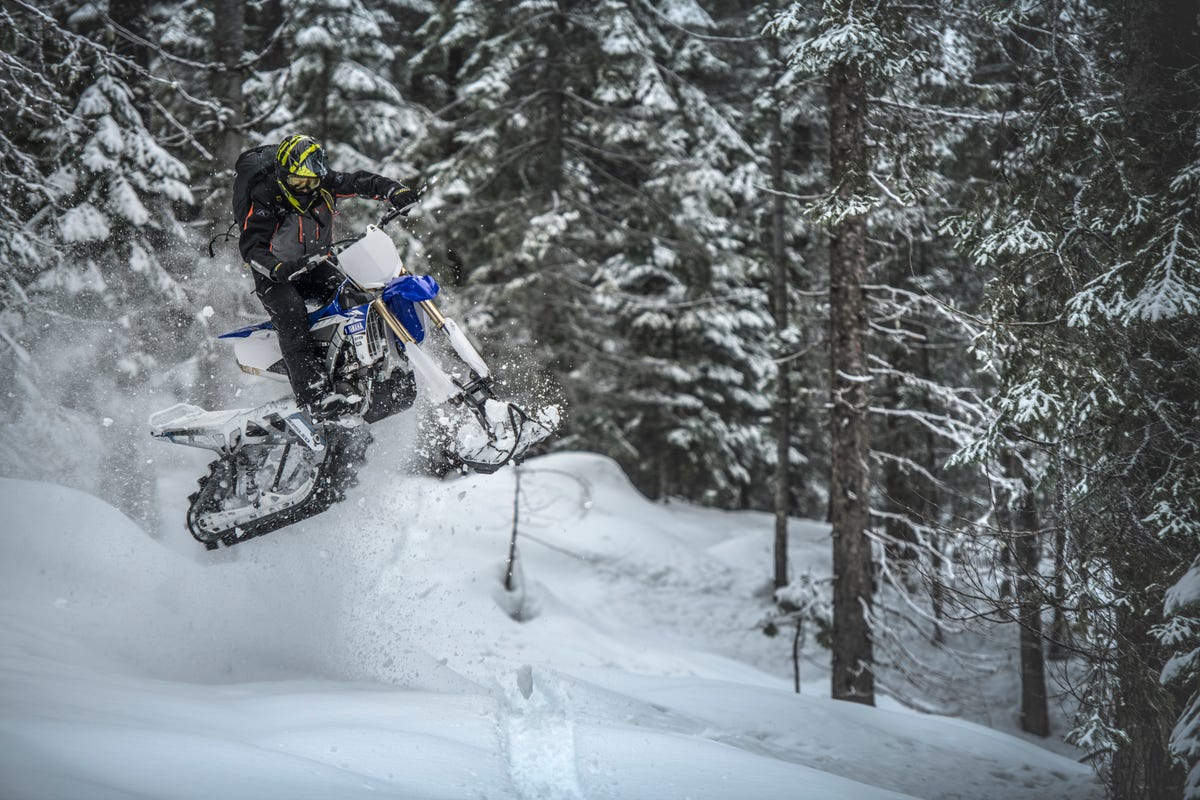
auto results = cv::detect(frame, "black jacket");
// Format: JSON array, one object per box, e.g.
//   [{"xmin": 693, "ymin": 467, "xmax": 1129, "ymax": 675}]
[{"xmin": 238, "ymin": 169, "xmax": 403, "ymax": 277}]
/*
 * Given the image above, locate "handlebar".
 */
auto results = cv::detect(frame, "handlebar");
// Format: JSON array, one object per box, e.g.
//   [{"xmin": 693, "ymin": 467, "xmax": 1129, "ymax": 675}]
[
  {"xmin": 291, "ymin": 196, "xmax": 421, "ymax": 278},
  {"xmin": 378, "ymin": 199, "xmax": 418, "ymax": 229}
]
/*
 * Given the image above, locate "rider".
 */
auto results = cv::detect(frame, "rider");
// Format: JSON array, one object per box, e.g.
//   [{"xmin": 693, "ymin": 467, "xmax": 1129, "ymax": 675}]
[{"xmin": 238, "ymin": 134, "xmax": 419, "ymax": 418}]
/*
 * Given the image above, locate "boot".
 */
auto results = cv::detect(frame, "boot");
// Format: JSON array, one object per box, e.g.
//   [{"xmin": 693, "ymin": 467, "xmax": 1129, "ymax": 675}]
[{"xmin": 306, "ymin": 381, "xmax": 363, "ymax": 422}]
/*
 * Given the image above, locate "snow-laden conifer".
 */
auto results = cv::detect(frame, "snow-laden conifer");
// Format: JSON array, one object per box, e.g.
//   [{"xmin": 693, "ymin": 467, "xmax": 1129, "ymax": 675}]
[
  {"xmin": 0, "ymin": 1, "xmax": 198, "ymax": 528},
  {"xmin": 953, "ymin": 2, "xmax": 1200, "ymax": 794},
  {"xmin": 404, "ymin": 0, "xmax": 775, "ymax": 505}
]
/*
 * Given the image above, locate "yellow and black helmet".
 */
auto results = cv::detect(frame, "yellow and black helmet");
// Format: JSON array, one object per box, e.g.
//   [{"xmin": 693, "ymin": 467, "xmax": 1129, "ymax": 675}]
[
  {"xmin": 276, "ymin": 134, "xmax": 327, "ymax": 179},
  {"xmin": 275, "ymin": 134, "xmax": 328, "ymax": 210}
]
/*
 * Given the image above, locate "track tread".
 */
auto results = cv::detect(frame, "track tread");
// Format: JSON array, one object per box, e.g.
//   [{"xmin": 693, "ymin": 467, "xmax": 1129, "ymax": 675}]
[{"xmin": 186, "ymin": 428, "xmax": 373, "ymax": 548}]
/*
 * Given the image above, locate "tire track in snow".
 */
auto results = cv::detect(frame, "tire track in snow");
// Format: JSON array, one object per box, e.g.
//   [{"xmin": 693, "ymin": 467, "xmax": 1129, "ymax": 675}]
[{"xmin": 500, "ymin": 665, "xmax": 585, "ymax": 800}]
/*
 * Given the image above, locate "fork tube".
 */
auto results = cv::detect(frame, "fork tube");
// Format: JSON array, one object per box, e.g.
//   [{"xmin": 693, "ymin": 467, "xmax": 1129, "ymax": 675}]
[
  {"xmin": 371, "ymin": 299, "xmax": 416, "ymax": 344},
  {"xmin": 417, "ymin": 300, "xmax": 446, "ymax": 330}
]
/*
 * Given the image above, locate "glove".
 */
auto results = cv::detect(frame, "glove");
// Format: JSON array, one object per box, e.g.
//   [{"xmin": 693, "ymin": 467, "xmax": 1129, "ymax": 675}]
[
  {"xmin": 271, "ymin": 258, "xmax": 308, "ymax": 283},
  {"xmin": 388, "ymin": 186, "xmax": 420, "ymax": 210}
]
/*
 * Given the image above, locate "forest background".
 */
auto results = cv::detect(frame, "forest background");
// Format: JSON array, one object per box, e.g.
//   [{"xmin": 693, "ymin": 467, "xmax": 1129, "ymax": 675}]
[{"xmin": 1, "ymin": 1, "xmax": 1198, "ymax": 798}]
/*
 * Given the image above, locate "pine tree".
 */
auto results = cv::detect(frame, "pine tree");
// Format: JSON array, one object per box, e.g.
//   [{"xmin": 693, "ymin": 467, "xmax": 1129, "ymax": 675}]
[
  {"xmin": 953, "ymin": 1, "xmax": 1200, "ymax": 793},
  {"xmin": 767, "ymin": 0, "xmax": 1035, "ymax": 712},
  {"xmin": 0, "ymin": 0, "xmax": 98, "ymax": 479},
  {"xmin": 1, "ymin": 1, "xmax": 195, "ymax": 525},
  {"xmin": 589, "ymin": 0, "xmax": 775, "ymax": 505},
  {"xmin": 249, "ymin": 0, "xmax": 417, "ymax": 169},
  {"xmin": 406, "ymin": 0, "xmax": 776, "ymax": 504},
  {"xmin": 851, "ymin": 5, "xmax": 1023, "ymax": 711},
  {"xmin": 699, "ymin": 0, "xmax": 831, "ymax": 596}
]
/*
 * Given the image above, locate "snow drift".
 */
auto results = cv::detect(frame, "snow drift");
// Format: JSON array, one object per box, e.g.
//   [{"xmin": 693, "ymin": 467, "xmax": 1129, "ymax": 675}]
[{"xmin": 0, "ymin": 442, "xmax": 1100, "ymax": 799}]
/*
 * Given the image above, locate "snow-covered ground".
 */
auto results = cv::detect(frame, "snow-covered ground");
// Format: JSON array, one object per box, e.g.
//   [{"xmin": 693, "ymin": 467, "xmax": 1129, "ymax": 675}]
[{"xmin": 0, "ymin": 414, "xmax": 1100, "ymax": 799}]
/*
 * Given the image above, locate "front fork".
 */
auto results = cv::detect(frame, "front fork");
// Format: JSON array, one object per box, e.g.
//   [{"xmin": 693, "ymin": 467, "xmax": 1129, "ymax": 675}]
[
  {"xmin": 369, "ymin": 297, "xmax": 495, "ymax": 413},
  {"xmin": 371, "ymin": 297, "xmax": 417, "ymax": 345},
  {"xmin": 368, "ymin": 297, "xmax": 444, "ymax": 343}
]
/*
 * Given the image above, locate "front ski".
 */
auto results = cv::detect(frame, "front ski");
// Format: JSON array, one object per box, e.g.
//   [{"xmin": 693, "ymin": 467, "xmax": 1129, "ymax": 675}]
[{"xmin": 433, "ymin": 395, "xmax": 559, "ymax": 475}]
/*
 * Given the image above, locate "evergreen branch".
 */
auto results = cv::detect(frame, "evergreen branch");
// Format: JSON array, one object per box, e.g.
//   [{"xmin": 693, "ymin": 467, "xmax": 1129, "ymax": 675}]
[
  {"xmin": 752, "ymin": 183, "xmax": 825, "ymax": 202},
  {"xmin": 234, "ymin": 70, "xmax": 297, "ymax": 134},
  {"xmin": 8, "ymin": 0, "xmax": 214, "ymax": 113},
  {"xmin": 869, "ymin": 454, "xmax": 956, "ymax": 498},
  {"xmin": 871, "ymin": 97, "xmax": 1023, "ymax": 123},
  {"xmin": 101, "ymin": 11, "xmax": 222, "ymax": 71},
  {"xmin": 103, "ymin": 3, "xmax": 294, "ymax": 72},
  {"xmin": 773, "ymin": 338, "xmax": 824, "ymax": 365},
  {"xmin": 150, "ymin": 98, "xmax": 213, "ymax": 160},
  {"xmin": 634, "ymin": 0, "xmax": 762, "ymax": 44},
  {"xmin": 560, "ymin": 136, "xmax": 653, "ymax": 166}
]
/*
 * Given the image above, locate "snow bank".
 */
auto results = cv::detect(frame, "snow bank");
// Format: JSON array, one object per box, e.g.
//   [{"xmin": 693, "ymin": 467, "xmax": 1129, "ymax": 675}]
[{"xmin": 0, "ymin": 454, "xmax": 1100, "ymax": 799}]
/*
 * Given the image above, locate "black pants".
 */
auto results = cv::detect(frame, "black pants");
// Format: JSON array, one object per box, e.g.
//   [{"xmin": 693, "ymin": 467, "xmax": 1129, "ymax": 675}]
[{"xmin": 253, "ymin": 263, "xmax": 343, "ymax": 405}]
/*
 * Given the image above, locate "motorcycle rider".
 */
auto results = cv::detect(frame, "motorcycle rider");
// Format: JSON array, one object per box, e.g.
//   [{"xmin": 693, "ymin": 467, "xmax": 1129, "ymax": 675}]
[{"xmin": 238, "ymin": 134, "xmax": 419, "ymax": 418}]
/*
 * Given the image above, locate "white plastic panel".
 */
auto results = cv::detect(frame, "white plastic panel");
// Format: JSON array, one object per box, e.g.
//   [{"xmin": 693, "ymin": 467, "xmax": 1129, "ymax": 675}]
[
  {"xmin": 338, "ymin": 226, "xmax": 402, "ymax": 289},
  {"xmin": 232, "ymin": 329, "xmax": 289, "ymax": 381},
  {"xmin": 442, "ymin": 318, "xmax": 490, "ymax": 379}
]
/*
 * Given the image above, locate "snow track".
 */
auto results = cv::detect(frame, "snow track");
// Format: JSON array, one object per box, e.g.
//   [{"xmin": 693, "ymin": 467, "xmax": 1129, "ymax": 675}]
[{"xmin": 500, "ymin": 667, "xmax": 585, "ymax": 800}]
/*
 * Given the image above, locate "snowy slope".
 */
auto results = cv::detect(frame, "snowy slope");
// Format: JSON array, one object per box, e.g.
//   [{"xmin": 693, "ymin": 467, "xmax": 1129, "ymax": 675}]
[{"xmin": 0, "ymin": 424, "xmax": 1100, "ymax": 800}]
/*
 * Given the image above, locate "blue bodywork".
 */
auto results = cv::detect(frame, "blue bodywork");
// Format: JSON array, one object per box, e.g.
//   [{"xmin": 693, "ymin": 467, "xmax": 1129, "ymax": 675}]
[
  {"xmin": 218, "ymin": 274, "xmax": 440, "ymax": 347},
  {"xmin": 381, "ymin": 274, "xmax": 439, "ymax": 343}
]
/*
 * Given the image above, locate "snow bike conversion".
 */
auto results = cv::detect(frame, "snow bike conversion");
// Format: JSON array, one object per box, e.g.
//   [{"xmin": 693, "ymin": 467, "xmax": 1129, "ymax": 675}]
[{"xmin": 148, "ymin": 136, "xmax": 559, "ymax": 549}]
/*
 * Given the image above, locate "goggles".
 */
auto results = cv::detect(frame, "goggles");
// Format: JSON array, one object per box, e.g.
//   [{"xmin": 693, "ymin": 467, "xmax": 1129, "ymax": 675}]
[{"xmin": 285, "ymin": 174, "xmax": 320, "ymax": 191}]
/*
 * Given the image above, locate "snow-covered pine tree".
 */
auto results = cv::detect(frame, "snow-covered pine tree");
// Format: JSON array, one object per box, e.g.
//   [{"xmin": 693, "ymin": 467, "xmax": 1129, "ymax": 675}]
[
  {"xmin": 767, "ymin": 0, "xmax": 911, "ymax": 707},
  {"xmin": 1, "ymin": 0, "xmax": 196, "ymax": 528},
  {"xmin": 769, "ymin": 0, "xmax": 912, "ymax": 708},
  {"xmin": 248, "ymin": 0, "xmax": 420, "ymax": 173},
  {"xmin": 755, "ymin": 1, "xmax": 828, "ymax": 587},
  {"xmin": 0, "ymin": 0, "xmax": 99, "ymax": 481},
  {"xmin": 406, "ymin": 0, "xmax": 775, "ymax": 505},
  {"xmin": 767, "ymin": 0, "xmax": 1032, "ymax": 714},
  {"xmin": 147, "ymin": 0, "xmax": 246, "ymax": 216},
  {"xmin": 589, "ymin": 0, "xmax": 775, "ymax": 506},
  {"xmin": 952, "ymin": 1, "xmax": 1200, "ymax": 794},
  {"xmin": 847, "ymin": 5, "xmax": 1029, "ymax": 718}
]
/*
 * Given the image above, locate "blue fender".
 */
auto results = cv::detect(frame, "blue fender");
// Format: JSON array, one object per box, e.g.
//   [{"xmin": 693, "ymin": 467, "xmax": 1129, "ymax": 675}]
[{"xmin": 382, "ymin": 275, "xmax": 441, "ymax": 345}]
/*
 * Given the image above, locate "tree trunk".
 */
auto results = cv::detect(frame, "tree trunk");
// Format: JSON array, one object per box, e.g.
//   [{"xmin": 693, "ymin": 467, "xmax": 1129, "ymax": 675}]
[
  {"xmin": 1111, "ymin": 554, "xmax": 1187, "ymax": 799},
  {"xmin": 541, "ymin": 13, "xmax": 565, "ymax": 198},
  {"xmin": 1047, "ymin": 525, "xmax": 1070, "ymax": 661},
  {"xmin": 208, "ymin": 0, "xmax": 245, "ymax": 223},
  {"xmin": 827, "ymin": 61, "xmax": 874, "ymax": 706},
  {"xmin": 1013, "ymin": 481, "xmax": 1049, "ymax": 737},
  {"xmin": 199, "ymin": 0, "xmax": 246, "ymax": 412},
  {"xmin": 770, "ymin": 67, "xmax": 791, "ymax": 592}
]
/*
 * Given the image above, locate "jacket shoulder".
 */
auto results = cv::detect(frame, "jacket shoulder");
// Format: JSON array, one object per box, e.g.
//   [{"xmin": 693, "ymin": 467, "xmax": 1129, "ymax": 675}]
[
  {"xmin": 248, "ymin": 177, "xmax": 279, "ymax": 204},
  {"xmin": 248, "ymin": 179, "xmax": 293, "ymax": 218}
]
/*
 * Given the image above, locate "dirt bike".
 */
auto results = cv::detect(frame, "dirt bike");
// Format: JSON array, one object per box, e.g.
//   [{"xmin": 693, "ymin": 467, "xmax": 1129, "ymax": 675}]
[{"xmin": 150, "ymin": 208, "xmax": 559, "ymax": 549}]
